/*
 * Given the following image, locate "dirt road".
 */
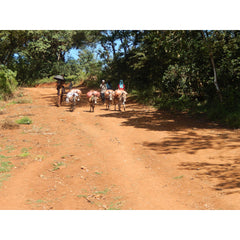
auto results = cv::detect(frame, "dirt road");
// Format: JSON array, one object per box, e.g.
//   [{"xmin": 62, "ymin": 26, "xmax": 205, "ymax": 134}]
[{"xmin": 1, "ymin": 85, "xmax": 240, "ymax": 210}]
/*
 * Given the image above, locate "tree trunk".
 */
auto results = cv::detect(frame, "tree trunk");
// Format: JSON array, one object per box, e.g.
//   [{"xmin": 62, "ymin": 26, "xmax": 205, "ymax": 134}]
[
  {"xmin": 201, "ymin": 31, "xmax": 223, "ymax": 102},
  {"xmin": 209, "ymin": 53, "xmax": 223, "ymax": 102}
]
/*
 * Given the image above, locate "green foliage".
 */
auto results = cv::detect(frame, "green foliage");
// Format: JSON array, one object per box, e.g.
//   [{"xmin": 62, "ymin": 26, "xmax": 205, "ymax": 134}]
[
  {"xmin": 16, "ymin": 116, "xmax": 32, "ymax": 125},
  {"xmin": 85, "ymin": 79, "xmax": 100, "ymax": 89},
  {"xmin": 0, "ymin": 65, "xmax": 18, "ymax": 99},
  {"xmin": 34, "ymin": 76, "xmax": 55, "ymax": 85},
  {"xmin": 225, "ymin": 112, "xmax": 240, "ymax": 128}
]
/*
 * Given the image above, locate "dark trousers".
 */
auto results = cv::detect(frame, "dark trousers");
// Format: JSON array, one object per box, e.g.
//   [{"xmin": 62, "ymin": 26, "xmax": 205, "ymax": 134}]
[{"xmin": 101, "ymin": 92, "xmax": 105, "ymax": 103}]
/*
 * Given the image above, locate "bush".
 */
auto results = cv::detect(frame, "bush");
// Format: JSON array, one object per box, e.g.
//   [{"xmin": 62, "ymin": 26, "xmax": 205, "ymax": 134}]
[
  {"xmin": 225, "ymin": 112, "xmax": 240, "ymax": 128},
  {"xmin": 0, "ymin": 65, "xmax": 18, "ymax": 100},
  {"xmin": 16, "ymin": 117, "xmax": 32, "ymax": 125},
  {"xmin": 34, "ymin": 76, "xmax": 55, "ymax": 85}
]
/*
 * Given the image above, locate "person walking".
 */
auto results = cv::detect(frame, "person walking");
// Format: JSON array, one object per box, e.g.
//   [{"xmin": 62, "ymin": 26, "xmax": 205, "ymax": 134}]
[
  {"xmin": 54, "ymin": 75, "xmax": 65, "ymax": 107},
  {"xmin": 100, "ymin": 79, "xmax": 107, "ymax": 103}
]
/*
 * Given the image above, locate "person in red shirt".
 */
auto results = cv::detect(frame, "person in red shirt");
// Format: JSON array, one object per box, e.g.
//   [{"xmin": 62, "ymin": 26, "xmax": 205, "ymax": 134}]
[{"xmin": 118, "ymin": 80, "xmax": 125, "ymax": 90}]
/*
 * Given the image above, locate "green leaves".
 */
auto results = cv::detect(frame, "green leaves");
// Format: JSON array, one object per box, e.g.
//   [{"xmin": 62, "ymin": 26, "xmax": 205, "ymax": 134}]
[{"xmin": 0, "ymin": 65, "xmax": 18, "ymax": 99}]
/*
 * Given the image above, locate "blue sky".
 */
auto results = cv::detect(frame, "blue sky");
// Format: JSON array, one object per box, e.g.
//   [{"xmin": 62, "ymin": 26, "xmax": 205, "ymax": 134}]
[
  {"xmin": 65, "ymin": 39, "xmax": 122, "ymax": 62},
  {"xmin": 65, "ymin": 48, "xmax": 79, "ymax": 60}
]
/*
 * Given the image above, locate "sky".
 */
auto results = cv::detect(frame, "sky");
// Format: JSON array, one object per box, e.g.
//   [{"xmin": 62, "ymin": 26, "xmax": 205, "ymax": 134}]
[
  {"xmin": 65, "ymin": 48, "xmax": 79, "ymax": 61},
  {"xmin": 65, "ymin": 38, "xmax": 122, "ymax": 61}
]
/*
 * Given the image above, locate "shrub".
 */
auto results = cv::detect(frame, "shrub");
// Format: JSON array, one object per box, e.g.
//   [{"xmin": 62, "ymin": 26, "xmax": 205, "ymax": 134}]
[
  {"xmin": 225, "ymin": 112, "xmax": 240, "ymax": 129},
  {"xmin": 85, "ymin": 79, "xmax": 99, "ymax": 89},
  {"xmin": 34, "ymin": 76, "xmax": 55, "ymax": 86},
  {"xmin": 0, "ymin": 65, "xmax": 18, "ymax": 100},
  {"xmin": 16, "ymin": 117, "xmax": 32, "ymax": 125}
]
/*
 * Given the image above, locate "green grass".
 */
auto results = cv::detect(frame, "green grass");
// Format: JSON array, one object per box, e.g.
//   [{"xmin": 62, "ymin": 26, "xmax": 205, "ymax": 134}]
[
  {"xmin": 77, "ymin": 194, "xmax": 87, "ymax": 198},
  {"xmin": 5, "ymin": 145, "xmax": 15, "ymax": 153},
  {"xmin": 52, "ymin": 161, "xmax": 65, "ymax": 171},
  {"xmin": 18, "ymin": 147, "xmax": 32, "ymax": 157},
  {"xmin": 0, "ymin": 159, "xmax": 14, "ymax": 173},
  {"xmin": 95, "ymin": 188, "xmax": 109, "ymax": 195},
  {"xmin": 10, "ymin": 99, "xmax": 32, "ymax": 104},
  {"xmin": 19, "ymin": 148, "xmax": 30, "ymax": 157},
  {"xmin": 26, "ymin": 199, "xmax": 46, "ymax": 205},
  {"xmin": 34, "ymin": 76, "xmax": 56, "ymax": 85},
  {"xmin": 0, "ymin": 155, "xmax": 11, "ymax": 160},
  {"xmin": 173, "ymin": 175, "xmax": 184, "ymax": 179},
  {"xmin": 16, "ymin": 117, "xmax": 32, "ymax": 125},
  {"xmin": 107, "ymin": 201, "xmax": 122, "ymax": 210}
]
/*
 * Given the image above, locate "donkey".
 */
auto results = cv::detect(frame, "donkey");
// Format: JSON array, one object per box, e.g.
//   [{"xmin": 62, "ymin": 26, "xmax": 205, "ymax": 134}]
[
  {"xmin": 88, "ymin": 94, "xmax": 98, "ymax": 112},
  {"xmin": 104, "ymin": 89, "xmax": 115, "ymax": 110},
  {"xmin": 66, "ymin": 89, "xmax": 82, "ymax": 112},
  {"xmin": 114, "ymin": 90, "xmax": 127, "ymax": 111}
]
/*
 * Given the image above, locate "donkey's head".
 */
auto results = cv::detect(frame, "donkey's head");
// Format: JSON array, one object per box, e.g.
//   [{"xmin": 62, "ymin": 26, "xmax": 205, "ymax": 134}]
[{"xmin": 91, "ymin": 94, "xmax": 98, "ymax": 104}]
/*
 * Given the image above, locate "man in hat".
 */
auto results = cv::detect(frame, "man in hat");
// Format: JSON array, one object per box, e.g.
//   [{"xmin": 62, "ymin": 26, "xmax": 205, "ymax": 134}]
[{"xmin": 100, "ymin": 79, "xmax": 107, "ymax": 104}]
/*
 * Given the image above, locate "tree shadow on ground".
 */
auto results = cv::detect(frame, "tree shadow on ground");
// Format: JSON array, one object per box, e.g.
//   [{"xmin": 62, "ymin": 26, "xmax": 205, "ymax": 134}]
[
  {"xmin": 179, "ymin": 158, "xmax": 240, "ymax": 194},
  {"xmin": 98, "ymin": 102, "xmax": 220, "ymax": 132},
  {"xmin": 142, "ymin": 131, "xmax": 240, "ymax": 154},
  {"xmin": 97, "ymin": 101, "xmax": 240, "ymax": 194}
]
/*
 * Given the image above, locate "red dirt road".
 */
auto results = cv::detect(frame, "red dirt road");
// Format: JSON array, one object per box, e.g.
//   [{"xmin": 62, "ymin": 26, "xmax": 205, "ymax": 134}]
[{"xmin": 1, "ymin": 85, "xmax": 240, "ymax": 210}]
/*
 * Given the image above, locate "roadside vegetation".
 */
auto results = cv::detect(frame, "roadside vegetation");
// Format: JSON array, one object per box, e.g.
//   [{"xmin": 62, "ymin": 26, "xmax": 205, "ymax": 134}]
[{"xmin": 1, "ymin": 30, "xmax": 240, "ymax": 128}]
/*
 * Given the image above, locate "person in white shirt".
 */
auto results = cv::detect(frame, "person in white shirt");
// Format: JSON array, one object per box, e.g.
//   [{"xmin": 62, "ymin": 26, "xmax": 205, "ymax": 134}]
[{"xmin": 100, "ymin": 79, "xmax": 107, "ymax": 104}]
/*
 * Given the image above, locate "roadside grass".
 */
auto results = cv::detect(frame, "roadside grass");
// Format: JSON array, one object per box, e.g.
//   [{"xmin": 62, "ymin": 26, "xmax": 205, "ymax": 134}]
[
  {"xmin": 0, "ymin": 155, "xmax": 11, "ymax": 160},
  {"xmin": 77, "ymin": 194, "xmax": 88, "ymax": 198},
  {"xmin": 18, "ymin": 147, "xmax": 31, "ymax": 157},
  {"xmin": 52, "ymin": 161, "xmax": 65, "ymax": 171},
  {"xmin": 9, "ymin": 98, "xmax": 32, "ymax": 105},
  {"xmin": 107, "ymin": 201, "xmax": 122, "ymax": 210},
  {"xmin": 95, "ymin": 188, "xmax": 109, "ymax": 195},
  {"xmin": 5, "ymin": 145, "xmax": 15, "ymax": 153},
  {"xmin": 0, "ymin": 155, "xmax": 13, "ymax": 173},
  {"xmin": 26, "ymin": 199, "xmax": 47, "ymax": 208},
  {"xmin": 77, "ymin": 188, "xmax": 123, "ymax": 210},
  {"xmin": 34, "ymin": 76, "xmax": 56, "ymax": 86},
  {"xmin": 16, "ymin": 116, "xmax": 32, "ymax": 125},
  {"xmin": 173, "ymin": 175, "xmax": 184, "ymax": 179}
]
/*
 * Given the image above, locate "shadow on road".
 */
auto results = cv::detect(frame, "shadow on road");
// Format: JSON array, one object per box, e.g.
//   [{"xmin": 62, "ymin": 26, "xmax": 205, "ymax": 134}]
[
  {"xmin": 179, "ymin": 158, "xmax": 240, "ymax": 194},
  {"xmin": 97, "ymin": 100, "xmax": 240, "ymax": 194}
]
